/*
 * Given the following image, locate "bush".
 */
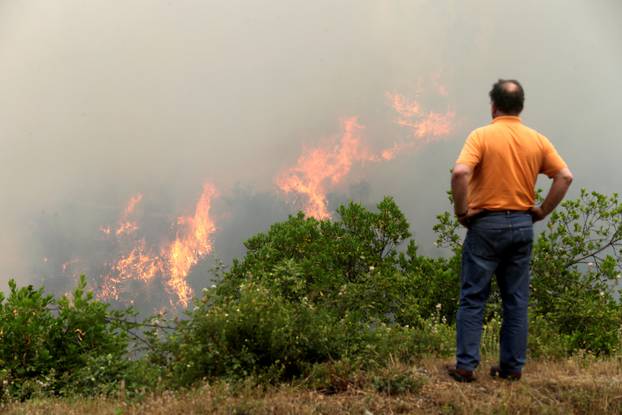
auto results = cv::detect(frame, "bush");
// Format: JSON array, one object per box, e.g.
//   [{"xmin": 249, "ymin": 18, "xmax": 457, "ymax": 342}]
[
  {"xmin": 0, "ymin": 276, "xmax": 135, "ymax": 400},
  {"xmin": 153, "ymin": 281, "xmax": 350, "ymax": 385},
  {"xmin": 150, "ymin": 199, "xmax": 459, "ymax": 386},
  {"xmin": 2, "ymin": 190, "xmax": 621, "ymax": 399},
  {"xmin": 531, "ymin": 190, "xmax": 622, "ymax": 354},
  {"xmin": 214, "ymin": 198, "xmax": 419, "ymax": 322},
  {"xmin": 433, "ymin": 189, "xmax": 622, "ymax": 355}
]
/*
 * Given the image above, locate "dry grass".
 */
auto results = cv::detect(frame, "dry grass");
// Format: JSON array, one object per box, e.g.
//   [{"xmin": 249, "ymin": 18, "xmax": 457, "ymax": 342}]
[{"xmin": 3, "ymin": 356, "xmax": 621, "ymax": 415}]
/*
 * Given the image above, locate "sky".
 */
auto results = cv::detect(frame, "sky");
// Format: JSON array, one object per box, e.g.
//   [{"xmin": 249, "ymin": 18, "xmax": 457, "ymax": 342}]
[{"xmin": 0, "ymin": 0, "xmax": 620, "ymax": 298}]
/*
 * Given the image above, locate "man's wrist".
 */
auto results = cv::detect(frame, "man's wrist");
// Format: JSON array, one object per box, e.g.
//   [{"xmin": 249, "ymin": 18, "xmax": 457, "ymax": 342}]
[
  {"xmin": 538, "ymin": 203, "xmax": 550, "ymax": 216},
  {"xmin": 455, "ymin": 209, "xmax": 468, "ymax": 218}
]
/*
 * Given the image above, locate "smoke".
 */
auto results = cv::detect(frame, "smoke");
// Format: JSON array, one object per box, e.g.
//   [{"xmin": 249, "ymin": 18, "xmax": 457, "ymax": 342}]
[{"xmin": 1, "ymin": 1, "xmax": 621, "ymax": 306}]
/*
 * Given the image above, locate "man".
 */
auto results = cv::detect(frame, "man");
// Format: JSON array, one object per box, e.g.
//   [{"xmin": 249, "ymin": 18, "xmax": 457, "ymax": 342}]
[{"xmin": 447, "ymin": 79, "xmax": 573, "ymax": 382}]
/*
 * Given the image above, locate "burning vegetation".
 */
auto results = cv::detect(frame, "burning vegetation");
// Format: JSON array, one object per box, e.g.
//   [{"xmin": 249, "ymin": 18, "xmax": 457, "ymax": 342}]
[
  {"xmin": 97, "ymin": 183, "xmax": 217, "ymax": 308},
  {"xmin": 48, "ymin": 79, "xmax": 454, "ymax": 310},
  {"xmin": 277, "ymin": 88, "xmax": 454, "ymax": 219}
]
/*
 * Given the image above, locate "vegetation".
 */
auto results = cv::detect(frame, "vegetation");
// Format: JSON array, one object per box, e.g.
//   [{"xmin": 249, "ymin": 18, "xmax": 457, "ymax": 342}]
[
  {"xmin": 1, "ymin": 189, "xmax": 621, "ymax": 411},
  {"xmin": 3, "ymin": 357, "xmax": 621, "ymax": 414}
]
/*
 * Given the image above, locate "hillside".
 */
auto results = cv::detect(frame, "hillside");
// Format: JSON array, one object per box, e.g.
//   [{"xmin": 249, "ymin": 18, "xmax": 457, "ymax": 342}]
[{"xmin": 4, "ymin": 357, "xmax": 621, "ymax": 415}]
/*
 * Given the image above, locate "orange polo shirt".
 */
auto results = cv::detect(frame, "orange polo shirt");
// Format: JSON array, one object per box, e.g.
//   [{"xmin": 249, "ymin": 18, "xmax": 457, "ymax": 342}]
[{"xmin": 456, "ymin": 116, "xmax": 567, "ymax": 211}]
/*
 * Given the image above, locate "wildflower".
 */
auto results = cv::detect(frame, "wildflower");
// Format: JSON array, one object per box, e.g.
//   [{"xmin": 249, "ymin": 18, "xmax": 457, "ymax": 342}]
[
  {"xmin": 369, "ymin": 266, "xmax": 375, "ymax": 271},
  {"xmin": 435, "ymin": 303, "xmax": 442, "ymax": 310}
]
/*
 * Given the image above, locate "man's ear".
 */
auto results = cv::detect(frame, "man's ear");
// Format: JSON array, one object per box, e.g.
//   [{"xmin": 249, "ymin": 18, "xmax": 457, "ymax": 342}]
[{"xmin": 491, "ymin": 103, "xmax": 497, "ymax": 118}]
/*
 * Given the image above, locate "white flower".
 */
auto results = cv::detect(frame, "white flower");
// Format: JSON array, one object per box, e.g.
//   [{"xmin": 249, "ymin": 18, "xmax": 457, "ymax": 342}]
[
  {"xmin": 599, "ymin": 291, "xmax": 605, "ymax": 297},
  {"xmin": 435, "ymin": 303, "xmax": 442, "ymax": 310},
  {"xmin": 616, "ymin": 274, "xmax": 621, "ymax": 280},
  {"xmin": 588, "ymin": 262, "xmax": 594, "ymax": 267},
  {"xmin": 369, "ymin": 266, "xmax": 375, "ymax": 271}
]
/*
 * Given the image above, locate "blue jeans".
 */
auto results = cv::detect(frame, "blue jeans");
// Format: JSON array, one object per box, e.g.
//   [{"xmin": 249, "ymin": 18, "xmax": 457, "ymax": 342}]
[{"xmin": 456, "ymin": 211, "xmax": 533, "ymax": 372}]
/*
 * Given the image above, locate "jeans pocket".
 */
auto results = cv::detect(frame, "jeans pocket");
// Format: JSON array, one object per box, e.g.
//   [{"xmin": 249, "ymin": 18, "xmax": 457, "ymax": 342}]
[
  {"xmin": 464, "ymin": 228, "xmax": 505, "ymax": 259},
  {"xmin": 513, "ymin": 227, "xmax": 534, "ymax": 255}
]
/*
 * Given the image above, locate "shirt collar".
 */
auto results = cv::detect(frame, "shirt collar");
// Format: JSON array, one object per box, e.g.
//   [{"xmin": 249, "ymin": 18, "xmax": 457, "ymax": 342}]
[{"xmin": 492, "ymin": 115, "xmax": 521, "ymax": 124}]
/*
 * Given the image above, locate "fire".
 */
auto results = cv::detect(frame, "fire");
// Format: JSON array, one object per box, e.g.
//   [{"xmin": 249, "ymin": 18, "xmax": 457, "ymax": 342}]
[
  {"xmin": 164, "ymin": 183, "xmax": 217, "ymax": 307},
  {"xmin": 278, "ymin": 85, "xmax": 455, "ymax": 219},
  {"xmin": 114, "ymin": 240, "xmax": 161, "ymax": 283},
  {"xmin": 97, "ymin": 183, "xmax": 217, "ymax": 308},
  {"xmin": 115, "ymin": 221, "xmax": 139, "ymax": 236},
  {"xmin": 276, "ymin": 117, "xmax": 372, "ymax": 219},
  {"xmin": 386, "ymin": 92, "xmax": 454, "ymax": 140},
  {"xmin": 114, "ymin": 193, "xmax": 142, "ymax": 236},
  {"xmin": 382, "ymin": 92, "xmax": 455, "ymax": 158},
  {"xmin": 123, "ymin": 193, "xmax": 143, "ymax": 216}
]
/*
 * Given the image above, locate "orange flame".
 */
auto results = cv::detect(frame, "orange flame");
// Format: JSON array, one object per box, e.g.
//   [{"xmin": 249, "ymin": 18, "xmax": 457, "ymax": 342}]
[
  {"xmin": 114, "ymin": 240, "xmax": 161, "ymax": 283},
  {"xmin": 383, "ymin": 92, "xmax": 455, "ymax": 157},
  {"xmin": 123, "ymin": 193, "xmax": 143, "ymax": 216},
  {"xmin": 115, "ymin": 221, "xmax": 139, "ymax": 236},
  {"xmin": 386, "ymin": 92, "xmax": 454, "ymax": 139},
  {"xmin": 97, "ymin": 184, "xmax": 217, "ymax": 308},
  {"xmin": 277, "ymin": 117, "xmax": 372, "ymax": 219},
  {"xmin": 164, "ymin": 183, "xmax": 217, "ymax": 307},
  {"xmin": 100, "ymin": 239, "xmax": 163, "ymax": 301},
  {"xmin": 278, "ymin": 85, "xmax": 455, "ymax": 219},
  {"xmin": 114, "ymin": 193, "xmax": 143, "ymax": 236}
]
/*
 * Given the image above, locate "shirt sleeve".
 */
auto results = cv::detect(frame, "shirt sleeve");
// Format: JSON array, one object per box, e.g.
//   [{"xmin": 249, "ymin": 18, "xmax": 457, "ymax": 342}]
[
  {"xmin": 456, "ymin": 130, "xmax": 482, "ymax": 167},
  {"xmin": 539, "ymin": 135, "xmax": 567, "ymax": 178}
]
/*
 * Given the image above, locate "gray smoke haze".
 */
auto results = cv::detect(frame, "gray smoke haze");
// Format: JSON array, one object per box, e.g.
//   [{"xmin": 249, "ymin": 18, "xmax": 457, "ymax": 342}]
[{"xmin": 1, "ymin": 1, "xmax": 621, "ymax": 298}]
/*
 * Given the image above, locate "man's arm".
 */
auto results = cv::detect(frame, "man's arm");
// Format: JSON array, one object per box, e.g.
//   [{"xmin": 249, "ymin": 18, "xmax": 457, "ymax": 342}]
[
  {"xmin": 530, "ymin": 167, "xmax": 574, "ymax": 222},
  {"xmin": 451, "ymin": 163, "xmax": 482, "ymax": 227}
]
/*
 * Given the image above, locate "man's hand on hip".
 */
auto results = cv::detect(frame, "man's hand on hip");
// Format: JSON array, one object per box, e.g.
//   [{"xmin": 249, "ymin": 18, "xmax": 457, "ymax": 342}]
[
  {"xmin": 529, "ymin": 206, "xmax": 546, "ymax": 222},
  {"xmin": 458, "ymin": 208, "xmax": 484, "ymax": 228}
]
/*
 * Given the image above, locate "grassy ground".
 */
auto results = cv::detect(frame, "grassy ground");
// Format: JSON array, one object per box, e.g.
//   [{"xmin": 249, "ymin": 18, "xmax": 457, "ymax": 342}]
[{"xmin": 3, "ymin": 356, "xmax": 622, "ymax": 415}]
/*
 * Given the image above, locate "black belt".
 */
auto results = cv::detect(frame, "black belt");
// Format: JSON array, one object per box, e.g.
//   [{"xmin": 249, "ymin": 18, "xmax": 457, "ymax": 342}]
[
  {"xmin": 482, "ymin": 209, "xmax": 530, "ymax": 214},
  {"xmin": 471, "ymin": 209, "xmax": 530, "ymax": 220}
]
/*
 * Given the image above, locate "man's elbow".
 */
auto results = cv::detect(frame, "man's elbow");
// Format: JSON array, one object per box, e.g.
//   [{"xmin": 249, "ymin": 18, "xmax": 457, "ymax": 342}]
[
  {"xmin": 556, "ymin": 168, "xmax": 574, "ymax": 186},
  {"xmin": 451, "ymin": 164, "xmax": 472, "ymax": 181}
]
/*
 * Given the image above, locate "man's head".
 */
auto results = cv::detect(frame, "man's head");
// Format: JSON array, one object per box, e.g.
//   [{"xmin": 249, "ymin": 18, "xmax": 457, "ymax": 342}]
[{"xmin": 489, "ymin": 79, "xmax": 524, "ymax": 117}]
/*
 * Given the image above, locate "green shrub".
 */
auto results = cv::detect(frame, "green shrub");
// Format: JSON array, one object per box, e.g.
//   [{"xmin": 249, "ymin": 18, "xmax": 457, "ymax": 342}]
[
  {"xmin": 434, "ymin": 189, "xmax": 622, "ymax": 355},
  {"xmin": 215, "ymin": 198, "xmax": 418, "ymax": 322},
  {"xmin": 3, "ymin": 190, "xmax": 621, "ymax": 400},
  {"xmin": 0, "ymin": 276, "xmax": 135, "ymax": 400},
  {"xmin": 152, "ymin": 281, "xmax": 349, "ymax": 385},
  {"xmin": 531, "ymin": 190, "xmax": 622, "ymax": 354}
]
